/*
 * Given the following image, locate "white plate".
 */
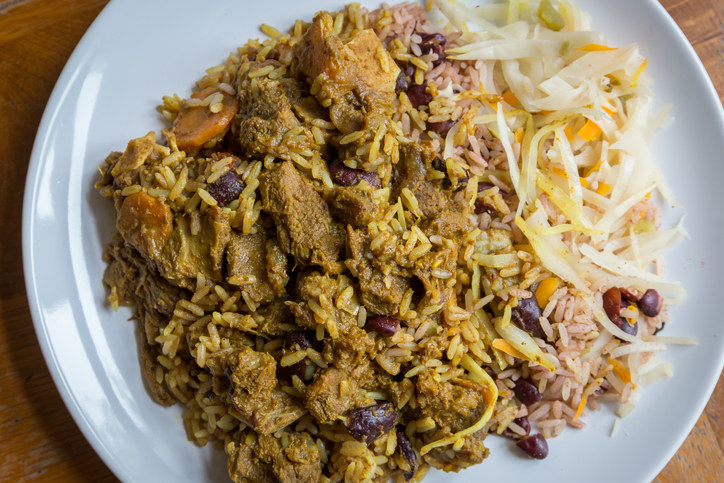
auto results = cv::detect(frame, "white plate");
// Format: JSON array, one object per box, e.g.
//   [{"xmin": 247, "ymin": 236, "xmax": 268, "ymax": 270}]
[{"xmin": 22, "ymin": 0, "xmax": 724, "ymax": 482}]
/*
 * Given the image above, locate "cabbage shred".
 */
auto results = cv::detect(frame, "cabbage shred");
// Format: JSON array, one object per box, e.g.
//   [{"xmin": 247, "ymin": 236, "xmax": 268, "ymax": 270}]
[{"xmin": 432, "ymin": 0, "xmax": 689, "ymax": 419}]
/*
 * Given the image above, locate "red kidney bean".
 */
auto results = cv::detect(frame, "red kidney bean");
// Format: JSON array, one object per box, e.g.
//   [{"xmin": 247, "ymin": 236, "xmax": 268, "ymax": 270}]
[
  {"xmin": 619, "ymin": 288, "xmax": 639, "ymax": 304},
  {"xmin": 396, "ymin": 430, "xmax": 418, "ymax": 480},
  {"xmin": 357, "ymin": 170, "xmax": 382, "ymax": 189},
  {"xmin": 474, "ymin": 182, "xmax": 508, "ymax": 214},
  {"xmin": 513, "ymin": 378, "xmax": 542, "ymax": 406},
  {"xmin": 395, "ymin": 71, "xmax": 409, "ymax": 93},
  {"xmin": 420, "ymin": 33, "xmax": 447, "ymax": 45},
  {"xmin": 503, "ymin": 416, "xmax": 531, "ymax": 439},
  {"xmin": 511, "ymin": 295, "xmax": 546, "ymax": 339},
  {"xmin": 638, "ymin": 289, "xmax": 663, "ymax": 317},
  {"xmin": 473, "ymin": 199, "xmax": 495, "ymax": 215},
  {"xmin": 366, "ymin": 316, "xmax": 400, "ymax": 337},
  {"xmin": 328, "ymin": 161, "xmax": 358, "ymax": 185},
  {"xmin": 516, "ymin": 433, "xmax": 548, "ymax": 459},
  {"xmin": 616, "ymin": 317, "xmax": 638, "ymax": 336},
  {"xmin": 404, "ymin": 62, "xmax": 416, "ymax": 79},
  {"xmin": 602, "ymin": 287, "xmax": 622, "ymax": 321},
  {"xmin": 602, "ymin": 287, "xmax": 638, "ymax": 336},
  {"xmin": 278, "ymin": 361, "xmax": 308, "ymax": 381},
  {"xmin": 328, "ymin": 161, "xmax": 381, "ymax": 188},
  {"xmin": 477, "ymin": 182, "xmax": 497, "ymax": 193},
  {"xmin": 206, "ymin": 170, "xmax": 244, "ymax": 206},
  {"xmin": 453, "ymin": 174, "xmax": 470, "ymax": 192},
  {"xmin": 406, "ymin": 83, "xmax": 432, "ymax": 108},
  {"xmin": 419, "ymin": 33, "xmax": 447, "ymax": 67},
  {"xmin": 427, "ymin": 120, "xmax": 455, "ymax": 137},
  {"xmin": 346, "ymin": 402, "xmax": 399, "ymax": 443},
  {"xmin": 432, "ymin": 157, "xmax": 447, "ymax": 172},
  {"xmin": 283, "ymin": 331, "xmax": 312, "ymax": 350}
]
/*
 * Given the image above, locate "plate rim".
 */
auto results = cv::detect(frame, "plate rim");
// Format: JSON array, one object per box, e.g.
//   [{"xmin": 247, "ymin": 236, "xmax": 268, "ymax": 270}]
[{"xmin": 21, "ymin": 0, "xmax": 724, "ymax": 482}]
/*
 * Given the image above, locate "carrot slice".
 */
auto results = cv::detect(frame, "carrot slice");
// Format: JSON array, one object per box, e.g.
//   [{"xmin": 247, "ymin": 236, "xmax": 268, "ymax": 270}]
[{"xmin": 172, "ymin": 87, "xmax": 239, "ymax": 152}]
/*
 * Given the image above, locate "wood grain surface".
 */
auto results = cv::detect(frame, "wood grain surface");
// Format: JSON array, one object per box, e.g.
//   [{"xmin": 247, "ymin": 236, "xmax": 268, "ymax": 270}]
[{"xmin": 0, "ymin": 0, "xmax": 721, "ymax": 481}]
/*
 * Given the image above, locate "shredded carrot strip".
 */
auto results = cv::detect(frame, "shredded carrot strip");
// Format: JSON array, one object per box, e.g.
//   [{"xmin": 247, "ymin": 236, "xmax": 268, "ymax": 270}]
[
  {"xmin": 580, "ymin": 177, "xmax": 589, "ymax": 188},
  {"xmin": 515, "ymin": 128, "xmax": 524, "ymax": 143},
  {"xmin": 584, "ymin": 161, "xmax": 603, "ymax": 177},
  {"xmin": 551, "ymin": 167, "xmax": 567, "ymax": 178},
  {"xmin": 579, "ymin": 44, "xmax": 616, "ymax": 52},
  {"xmin": 602, "ymin": 105, "xmax": 616, "ymax": 117},
  {"xmin": 578, "ymin": 119, "xmax": 602, "ymax": 141},
  {"xmin": 609, "ymin": 358, "xmax": 633, "ymax": 384},
  {"xmin": 595, "ymin": 182, "xmax": 611, "ymax": 196},
  {"xmin": 502, "ymin": 90, "xmax": 519, "ymax": 106},
  {"xmin": 564, "ymin": 124, "xmax": 573, "ymax": 141},
  {"xmin": 426, "ymin": 0, "xmax": 433, "ymax": 11},
  {"xmin": 631, "ymin": 59, "xmax": 647, "ymax": 88},
  {"xmin": 573, "ymin": 393, "xmax": 588, "ymax": 421},
  {"xmin": 492, "ymin": 338, "xmax": 528, "ymax": 360}
]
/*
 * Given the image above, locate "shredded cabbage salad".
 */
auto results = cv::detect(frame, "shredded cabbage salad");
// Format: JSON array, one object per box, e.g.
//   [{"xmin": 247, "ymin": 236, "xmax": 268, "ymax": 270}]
[{"xmin": 431, "ymin": 0, "xmax": 693, "ymax": 420}]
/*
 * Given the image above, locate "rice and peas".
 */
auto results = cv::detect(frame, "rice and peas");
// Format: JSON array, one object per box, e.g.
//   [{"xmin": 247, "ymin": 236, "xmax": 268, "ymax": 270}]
[{"xmin": 96, "ymin": 0, "xmax": 691, "ymax": 481}]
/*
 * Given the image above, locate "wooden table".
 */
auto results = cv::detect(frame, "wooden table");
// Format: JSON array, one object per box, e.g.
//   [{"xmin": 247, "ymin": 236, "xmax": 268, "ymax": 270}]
[{"xmin": 0, "ymin": 0, "xmax": 721, "ymax": 481}]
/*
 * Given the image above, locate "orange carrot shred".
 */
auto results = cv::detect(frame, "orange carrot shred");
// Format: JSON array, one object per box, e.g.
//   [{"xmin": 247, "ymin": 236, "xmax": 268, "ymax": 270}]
[
  {"xmin": 579, "ymin": 44, "xmax": 616, "ymax": 52},
  {"xmin": 564, "ymin": 124, "xmax": 573, "ymax": 141},
  {"xmin": 577, "ymin": 119, "xmax": 602, "ymax": 141},
  {"xmin": 573, "ymin": 393, "xmax": 588, "ymax": 421},
  {"xmin": 492, "ymin": 339, "xmax": 528, "ymax": 361},
  {"xmin": 502, "ymin": 90, "xmax": 519, "ymax": 106},
  {"xmin": 595, "ymin": 182, "xmax": 611, "ymax": 196}
]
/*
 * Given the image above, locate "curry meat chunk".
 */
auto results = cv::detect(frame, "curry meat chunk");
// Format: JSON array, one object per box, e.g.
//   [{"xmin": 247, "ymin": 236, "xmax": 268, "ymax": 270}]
[
  {"xmin": 260, "ymin": 161, "xmax": 345, "ymax": 274},
  {"xmin": 392, "ymin": 142, "xmax": 449, "ymax": 219},
  {"xmin": 415, "ymin": 368, "xmax": 489, "ymax": 434},
  {"xmin": 226, "ymin": 231, "xmax": 288, "ymax": 305},
  {"xmin": 293, "ymin": 13, "xmax": 400, "ymax": 135},
  {"xmin": 227, "ymin": 431, "xmax": 322, "ymax": 483},
  {"xmin": 325, "ymin": 185, "xmax": 385, "ymax": 228},
  {"xmin": 346, "ymin": 226, "xmax": 410, "ymax": 317},
  {"xmin": 208, "ymin": 346, "xmax": 305, "ymax": 436},
  {"xmin": 115, "ymin": 188, "xmax": 231, "ymax": 290},
  {"xmin": 235, "ymin": 65, "xmax": 316, "ymax": 160}
]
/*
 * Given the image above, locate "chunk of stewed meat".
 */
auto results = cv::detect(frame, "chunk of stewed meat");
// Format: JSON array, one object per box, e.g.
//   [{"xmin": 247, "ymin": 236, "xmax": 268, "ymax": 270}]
[{"xmin": 260, "ymin": 161, "xmax": 345, "ymax": 274}]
